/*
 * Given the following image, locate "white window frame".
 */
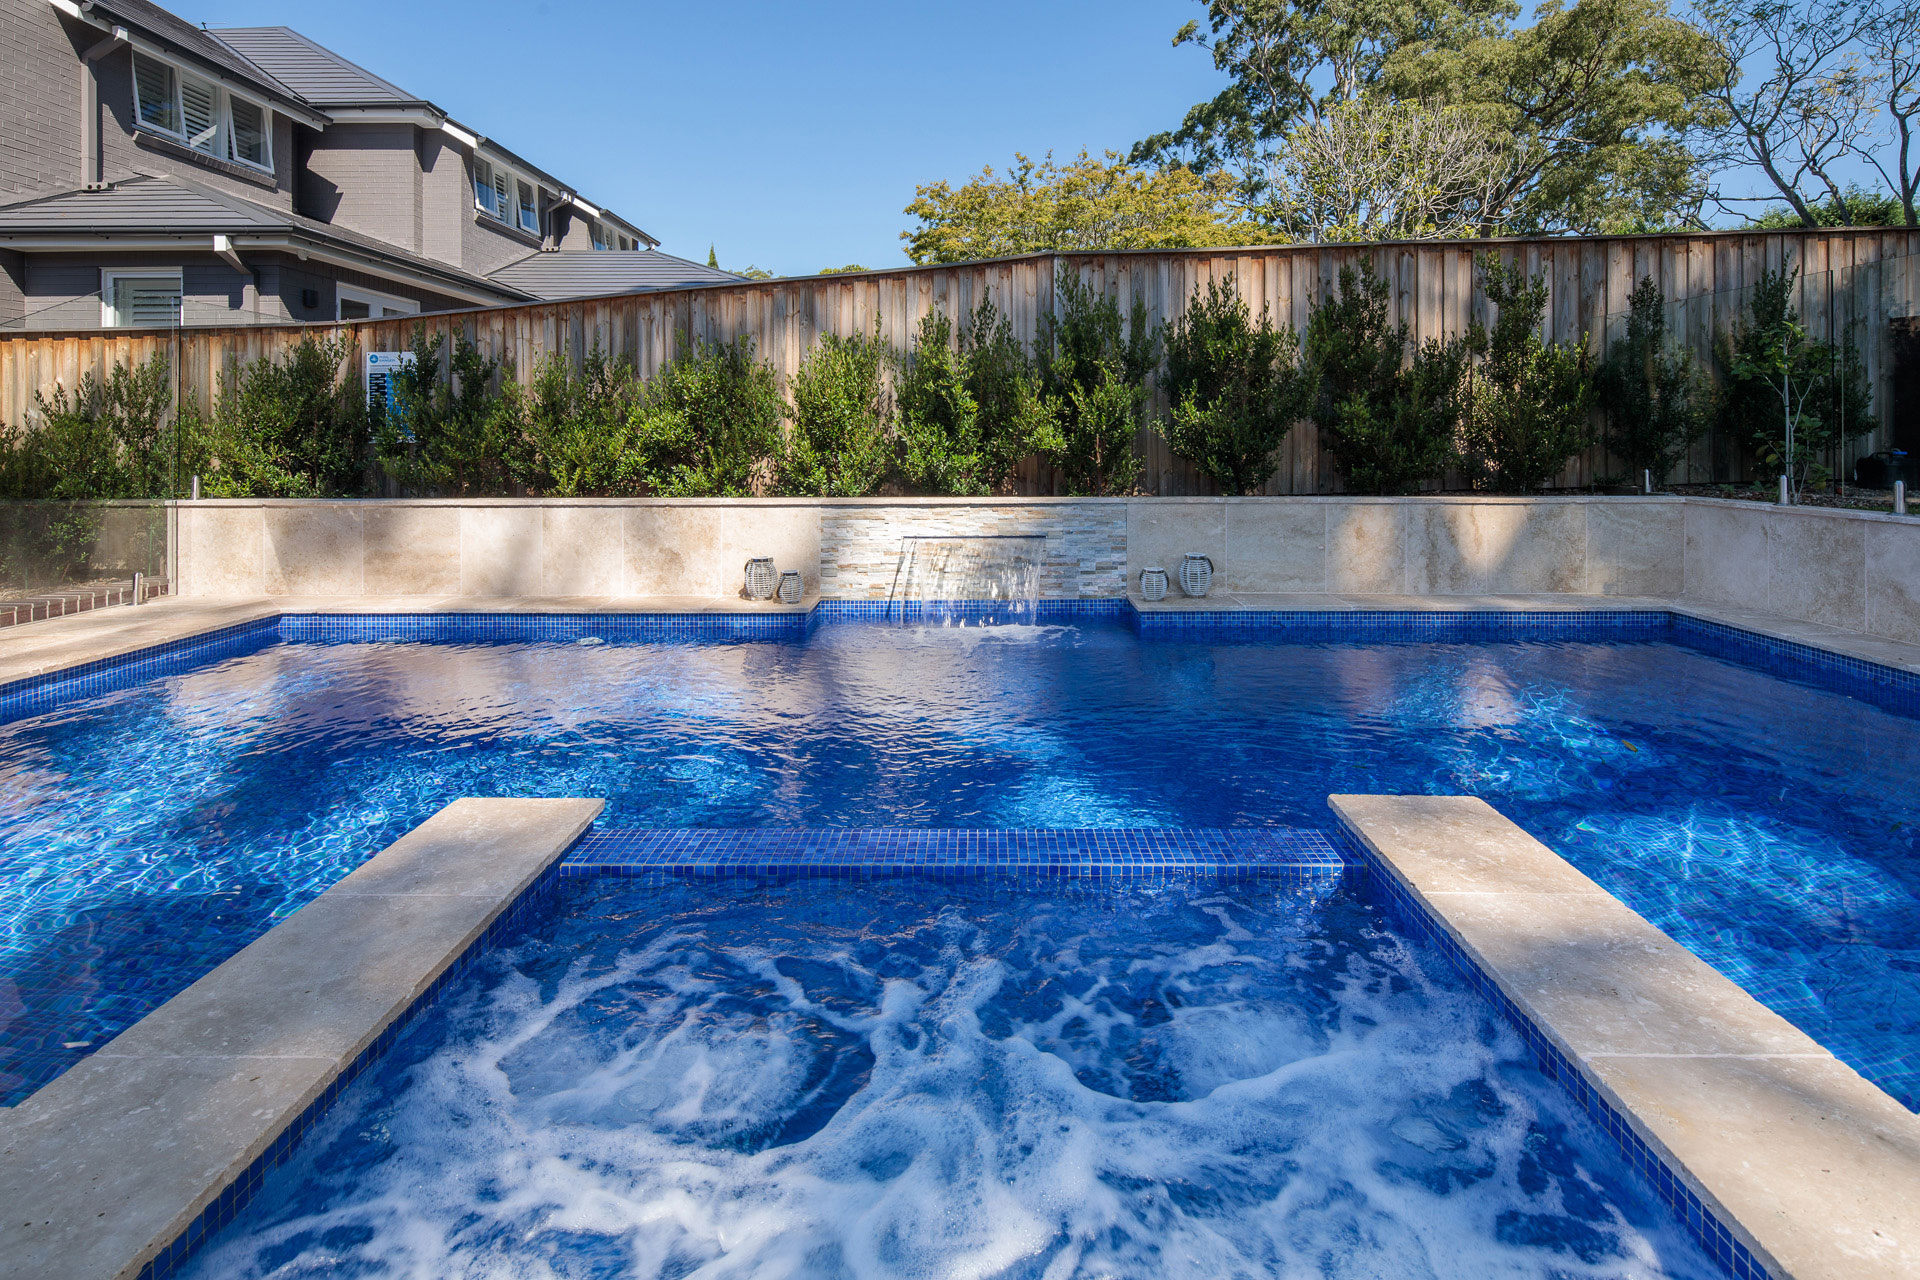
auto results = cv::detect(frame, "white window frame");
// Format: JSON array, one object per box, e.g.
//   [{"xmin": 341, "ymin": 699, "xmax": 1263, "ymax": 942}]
[
  {"xmin": 128, "ymin": 50, "xmax": 275, "ymax": 174},
  {"xmin": 100, "ymin": 268, "xmax": 183, "ymax": 328},
  {"xmin": 515, "ymin": 179, "xmax": 541, "ymax": 235},
  {"xmin": 336, "ymin": 284, "xmax": 421, "ymax": 322}
]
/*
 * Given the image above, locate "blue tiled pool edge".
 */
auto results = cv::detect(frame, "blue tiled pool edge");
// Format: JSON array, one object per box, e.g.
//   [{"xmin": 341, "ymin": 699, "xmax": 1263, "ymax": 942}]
[{"xmin": 7, "ymin": 600, "xmax": 1920, "ymax": 725}]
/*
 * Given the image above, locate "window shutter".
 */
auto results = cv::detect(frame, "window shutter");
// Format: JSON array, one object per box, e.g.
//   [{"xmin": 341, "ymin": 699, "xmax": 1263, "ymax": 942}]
[
  {"xmin": 133, "ymin": 55, "xmax": 178, "ymax": 132},
  {"xmin": 493, "ymin": 169, "xmax": 510, "ymax": 220},
  {"xmin": 228, "ymin": 97, "xmax": 267, "ymax": 167},
  {"xmin": 181, "ymin": 77, "xmax": 218, "ymax": 153},
  {"xmin": 112, "ymin": 277, "xmax": 182, "ymax": 327}
]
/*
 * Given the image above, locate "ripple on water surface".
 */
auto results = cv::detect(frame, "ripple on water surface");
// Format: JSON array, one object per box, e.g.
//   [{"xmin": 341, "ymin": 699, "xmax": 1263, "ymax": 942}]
[
  {"xmin": 179, "ymin": 878, "xmax": 1723, "ymax": 1280},
  {"xmin": 1, "ymin": 624, "xmax": 1917, "ymax": 1108}
]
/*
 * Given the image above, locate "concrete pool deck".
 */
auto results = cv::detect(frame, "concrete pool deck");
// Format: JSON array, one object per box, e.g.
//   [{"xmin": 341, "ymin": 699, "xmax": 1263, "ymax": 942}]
[
  {"xmin": 1333, "ymin": 794, "xmax": 1920, "ymax": 1280},
  {"xmin": 0, "ymin": 797, "xmax": 602, "ymax": 1280}
]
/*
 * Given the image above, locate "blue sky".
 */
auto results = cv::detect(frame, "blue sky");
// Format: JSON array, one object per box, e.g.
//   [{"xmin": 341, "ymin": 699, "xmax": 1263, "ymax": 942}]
[{"xmin": 186, "ymin": 0, "xmax": 1226, "ymax": 276}]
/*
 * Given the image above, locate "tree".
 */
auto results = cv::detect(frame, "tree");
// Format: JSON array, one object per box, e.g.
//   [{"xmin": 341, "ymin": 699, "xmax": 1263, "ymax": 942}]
[
  {"xmin": 203, "ymin": 335, "xmax": 367, "ymax": 497},
  {"xmin": 1860, "ymin": 0, "xmax": 1918, "ymax": 225},
  {"xmin": 376, "ymin": 329, "xmax": 520, "ymax": 496},
  {"xmin": 1134, "ymin": 0, "xmax": 1514, "ymax": 222},
  {"xmin": 1276, "ymin": 98, "xmax": 1519, "ymax": 239},
  {"xmin": 1458, "ymin": 255, "xmax": 1593, "ymax": 490},
  {"xmin": 902, "ymin": 150, "xmax": 1270, "ymax": 265},
  {"xmin": 626, "ymin": 337, "xmax": 784, "ymax": 497},
  {"xmin": 1161, "ymin": 279, "xmax": 1317, "ymax": 493},
  {"xmin": 1718, "ymin": 267, "xmax": 1874, "ymax": 496},
  {"xmin": 1387, "ymin": 0, "xmax": 1722, "ymax": 233},
  {"xmin": 1038, "ymin": 273, "xmax": 1162, "ymax": 495},
  {"xmin": 1140, "ymin": 0, "xmax": 1715, "ymax": 236},
  {"xmin": 1691, "ymin": 0, "xmax": 1882, "ymax": 225},
  {"xmin": 504, "ymin": 348, "xmax": 640, "ymax": 497},
  {"xmin": 780, "ymin": 332, "xmax": 893, "ymax": 496},
  {"xmin": 1304, "ymin": 262, "xmax": 1470, "ymax": 492},
  {"xmin": 1594, "ymin": 277, "xmax": 1708, "ymax": 484},
  {"xmin": 896, "ymin": 302, "xmax": 1059, "ymax": 495}
]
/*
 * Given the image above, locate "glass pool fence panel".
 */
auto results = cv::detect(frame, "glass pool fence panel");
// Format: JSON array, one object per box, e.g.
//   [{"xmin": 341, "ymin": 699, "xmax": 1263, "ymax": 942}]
[
  {"xmin": 0, "ymin": 500, "xmax": 172, "ymax": 602},
  {"xmin": 1591, "ymin": 247, "xmax": 1919, "ymax": 492}
]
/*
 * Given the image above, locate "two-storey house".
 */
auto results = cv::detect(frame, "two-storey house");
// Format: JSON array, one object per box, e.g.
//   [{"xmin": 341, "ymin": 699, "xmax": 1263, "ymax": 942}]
[{"xmin": 0, "ymin": 0, "xmax": 735, "ymax": 330}]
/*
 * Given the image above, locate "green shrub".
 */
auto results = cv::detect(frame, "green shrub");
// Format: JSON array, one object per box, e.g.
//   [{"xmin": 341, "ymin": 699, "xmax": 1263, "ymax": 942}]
[
  {"xmin": 780, "ymin": 331, "xmax": 893, "ymax": 496},
  {"xmin": 1304, "ymin": 263, "xmax": 1469, "ymax": 494},
  {"xmin": 1459, "ymin": 256, "xmax": 1592, "ymax": 493},
  {"xmin": 1595, "ymin": 277, "xmax": 1707, "ymax": 487},
  {"xmin": 197, "ymin": 335, "xmax": 366, "ymax": 497},
  {"xmin": 1039, "ymin": 272, "xmax": 1160, "ymax": 495},
  {"xmin": 501, "ymin": 348, "xmax": 641, "ymax": 497},
  {"xmin": 1161, "ymin": 279, "xmax": 1315, "ymax": 495},
  {"xmin": 0, "ymin": 354, "xmax": 176, "ymax": 500},
  {"xmin": 896, "ymin": 301, "xmax": 1058, "ymax": 495},
  {"xmin": 625, "ymin": 337, "xmax": 784, "ymax": 496},
  {"xmin": 375, "ymin": 328, "xmax": 522, "ymax": 495},
  {"xmin": 1717, "ymin": 268, "xmax": 1874, "ymax": 498}
]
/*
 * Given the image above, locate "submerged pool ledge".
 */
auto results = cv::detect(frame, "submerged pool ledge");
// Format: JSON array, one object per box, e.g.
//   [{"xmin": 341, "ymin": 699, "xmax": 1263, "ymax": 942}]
[
  {"xmin": 1331, "ymin": 794, "xmax": 1920, "ymax": 1280},
  {"xmin": 0, "ymin": 797, "xmax": 603, "ymax": 1280}
]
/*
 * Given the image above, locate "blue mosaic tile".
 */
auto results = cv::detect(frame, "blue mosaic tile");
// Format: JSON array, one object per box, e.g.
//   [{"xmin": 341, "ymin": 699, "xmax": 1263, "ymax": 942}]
[
  {"xmin": 1327, "ymin": 826, "xmax": 1768, "ymax": 1280},
  {"xmin": 566, "ymin": 826, "xmax": 1345, "ymax": 887},
  {"xmin": 277, "ymin": 611, "xmax": 808, "ymax": 645},
  {"xmin": 0, "ymin": 617, "xmax": 279, "ymax": 724},
  {"xmin": 1131, "ymin": 607, "xmax": 1675, "ymax": 642}
]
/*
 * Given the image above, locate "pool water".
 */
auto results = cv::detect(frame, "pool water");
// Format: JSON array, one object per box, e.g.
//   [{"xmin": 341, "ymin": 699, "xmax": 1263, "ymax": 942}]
[
  {"xmin": 1, "ymin": 620, "xmax": 1916, "ymax": 1108},
  {"xmin": 177, "ymin": 876, "xmax": 1723, "ymax": 1280}
]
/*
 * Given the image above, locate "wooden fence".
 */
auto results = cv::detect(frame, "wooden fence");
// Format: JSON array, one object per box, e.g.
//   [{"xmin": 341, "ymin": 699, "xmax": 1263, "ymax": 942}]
[{"xmin": 3, "ymin": 228, "xmax": 1916, "ymax": 494}]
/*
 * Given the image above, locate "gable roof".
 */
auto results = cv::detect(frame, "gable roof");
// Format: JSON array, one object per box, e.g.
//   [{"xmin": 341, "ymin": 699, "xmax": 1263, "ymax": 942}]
[
  {"xmin": 77, "ymin": 0, "xmax": 314, "ymax": 112},
  {"xmin": 487, "ymin": 250, "xmax": 742, "ymax": 300},
  {"xmin": 210, "ymin": 26, "xmax": 420, "ymax": 108},
  {"xmin": 0, "ymin": 174, "xmax": 529, "ymax": 304}
]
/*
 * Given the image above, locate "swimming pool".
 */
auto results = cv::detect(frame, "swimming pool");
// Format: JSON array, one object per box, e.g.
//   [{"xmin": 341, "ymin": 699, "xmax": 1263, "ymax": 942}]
[
  {"xmin": 176, "ymin": 874, "xmax": 1722, "ymax": 1280},
  {"xmin": 1, "ymin": 611, "xmax": 1916, "ymax": 1112}
]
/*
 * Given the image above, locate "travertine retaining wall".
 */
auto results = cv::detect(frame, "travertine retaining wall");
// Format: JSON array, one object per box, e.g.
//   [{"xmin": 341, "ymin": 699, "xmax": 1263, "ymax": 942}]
[{"xmin": 167, "ymin": 495, "xmax": 1920, "ymax": 645}]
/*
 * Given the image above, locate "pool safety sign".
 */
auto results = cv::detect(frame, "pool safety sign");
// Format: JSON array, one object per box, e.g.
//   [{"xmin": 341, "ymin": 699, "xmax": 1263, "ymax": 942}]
[{"xmin": 365, "ymin": 350, "xmax": 415, "ymax": 435}]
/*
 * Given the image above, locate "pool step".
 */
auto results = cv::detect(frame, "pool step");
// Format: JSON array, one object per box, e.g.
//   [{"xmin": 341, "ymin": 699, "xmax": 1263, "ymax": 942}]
[{"xmin": 563, "ymin": 826, "xmax": 1346, "ymax": 880}]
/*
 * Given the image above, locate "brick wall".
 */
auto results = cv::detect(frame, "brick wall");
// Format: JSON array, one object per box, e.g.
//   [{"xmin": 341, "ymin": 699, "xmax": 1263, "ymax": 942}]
[
  {"xmin": 0, "ymin": 0, "xmax": 83, "ymax": 200},
  {"xmin": 299, "ymin": 123, "xmax": 422, "ymax": 253}
]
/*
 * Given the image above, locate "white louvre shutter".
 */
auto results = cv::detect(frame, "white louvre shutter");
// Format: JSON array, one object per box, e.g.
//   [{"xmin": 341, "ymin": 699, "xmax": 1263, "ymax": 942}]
[
  {"xmin": 493, "ymin": 168, "xmax": 510, "ymax": 220},
  {"xmin": 111, "ymin": 277, "xmax": 182, "ymax": 327},
  {"xmin": 181, "ymin": 77, "xmax": 218, "ymax": 153},
  {"xmin": 228, "ymin": 97, "xmax": 267, "ymax": 167}
]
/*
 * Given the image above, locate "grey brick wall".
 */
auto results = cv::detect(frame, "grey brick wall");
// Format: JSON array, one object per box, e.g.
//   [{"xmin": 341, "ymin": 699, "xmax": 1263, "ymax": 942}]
[
  {"xmin": 22, "ymin": 252, "xmax": 265, "ymax": 329},
  {"xmin": 1, "ymin": 0, "xmax": 83, "ymax": 200},
  {"xmin": 0, "ymin": 248, "xmax": 24, "ymax": 328},
  {"xmin": 418, "ymin": 133, "xmax": 465, "ymax": 269},
  {"xmin": 299, "ymin": 123, "xmax": 421, "ymax": 253}
]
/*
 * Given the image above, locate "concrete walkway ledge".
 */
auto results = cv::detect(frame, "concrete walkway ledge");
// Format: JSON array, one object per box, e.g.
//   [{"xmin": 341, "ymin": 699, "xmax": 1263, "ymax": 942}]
[
  {"xmin": 0, "ymin": 797, "xmax": 603, "ymax": 1280},
  {"xmin": 1330, "ymin": 794, "xmax": 1920, "ymax": 1280}
]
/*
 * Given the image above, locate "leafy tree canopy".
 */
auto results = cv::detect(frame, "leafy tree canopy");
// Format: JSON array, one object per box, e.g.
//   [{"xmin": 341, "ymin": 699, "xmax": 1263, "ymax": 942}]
[{"xmin": 901, "ymin": 149, "xmax": 1275, "ymax": 265}]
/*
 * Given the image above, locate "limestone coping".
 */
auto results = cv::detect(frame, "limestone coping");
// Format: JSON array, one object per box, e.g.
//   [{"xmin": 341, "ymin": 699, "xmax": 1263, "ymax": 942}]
[
  {"xmin": 0, "ymin": 797, "xmax": 604, "ymax": 1280},
  {"xmin": 1330, "ymin": 793, "xmax": 1920, "ymax": 1280}
]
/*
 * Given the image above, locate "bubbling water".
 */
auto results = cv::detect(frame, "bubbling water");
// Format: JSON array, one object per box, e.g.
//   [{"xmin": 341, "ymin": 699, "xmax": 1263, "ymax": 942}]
[{"xmin": 181, "ymin": 879, "xmax": 1720, "ymax": 1280}]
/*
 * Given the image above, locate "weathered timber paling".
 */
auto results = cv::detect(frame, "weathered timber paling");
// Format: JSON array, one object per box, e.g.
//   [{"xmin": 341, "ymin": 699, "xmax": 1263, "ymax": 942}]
[{"xmin": 3, "ymin": 229, "xmax": 1916, "ymax": 495}]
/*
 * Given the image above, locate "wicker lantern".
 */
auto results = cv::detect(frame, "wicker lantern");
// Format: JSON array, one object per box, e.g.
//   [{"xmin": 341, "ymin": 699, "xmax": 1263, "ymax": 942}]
[
  {"xmin": 777, "ymin": 570, "xmax": 803, "ymax": 605},
  {"xmin": 1178, "ymin": 554, "xmax": 1213, "ymax": 598},
  {"xmin": 744, "ymin": 557, "xmax": 778, "ymax": 600},
  {"xmin": 1139, "ymin": 567, "xmax": 1168, "ymax": 601}
]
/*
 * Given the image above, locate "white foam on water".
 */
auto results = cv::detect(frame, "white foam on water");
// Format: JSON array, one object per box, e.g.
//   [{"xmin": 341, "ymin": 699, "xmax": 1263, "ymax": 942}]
[{"xmin": 183, "ymin": 885, "xmax": 1722, "ymax": 1280}]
